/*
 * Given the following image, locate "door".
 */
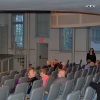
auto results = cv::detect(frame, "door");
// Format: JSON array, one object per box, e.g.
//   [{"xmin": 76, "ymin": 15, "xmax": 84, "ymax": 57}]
[{"xmin": 36, "ymin": 43, "xmax": 48, "ymax": 67}]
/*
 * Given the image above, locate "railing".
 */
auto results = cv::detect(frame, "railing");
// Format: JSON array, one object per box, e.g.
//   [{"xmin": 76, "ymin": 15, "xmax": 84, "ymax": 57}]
[
  {"xmin": 0, "ymin": 56, "xmax": 14, "ymax": 72},
  {"xmin": 13, "ymin": 42, "xmax": 27, "ymax": 69}
]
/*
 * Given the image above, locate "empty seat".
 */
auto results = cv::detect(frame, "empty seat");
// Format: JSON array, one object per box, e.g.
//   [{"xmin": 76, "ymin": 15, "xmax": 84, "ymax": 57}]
[
  {"xmin": 66, "ymin": 67, "xmax": 72, "ymax": 77},
  {"xmin": 51, "ymin": 71, "xmax": 58, "ymax": 79},
  {"xmin": 74, "ymin": 77, "xmax": 85, "ymax": 92},
  {"xmin": 45, "ymin": 77, "xmax": 55, "ymax": 92},
  {"xmin": 0, "ymin": 86, "xmax": 9, "ymax": 100},
  {"xmin": 87, "ymin": 68, "xmax": 93, "ymax": 76},
  {"xmin": 93, "ymin": 72, "xmax": 100, "ymax": 82},
  {"xmin": 66, "ymin": 90, "xmax": 81, "ymax": 100},
  {"xmin": 4, "ymin": 79, "xmax": 15, "ymax": 92},
  {"xmin": 48, "ymin": 67, "xmax": 54, "ymax": 75},
  {"xmin": 67, "ymin": 72, "xmax": 74, "ymax": 80},
  {"xmin": 18, "ymin": 76, "xmax": 28, "ymax": 83},
  {"xmin": 95, "ymin": 66, "xmax": 100, "ymax": 73},
  {"xmin": 46, "ymin": 83, "xmax": 61, "ymax": 100},
  {"xmin": 10, "ymin": 70, "xmax": 17, "ymax": 79},
  {"xmin": 14, "ymin": 82, "xmax": 28, "ymax": 95},
  {"xmin": 0, "ymin": 75, "xmax": 11, "ymax": 86},
  {"xmin": 30, "ymin": 87, "xmax": 45, "ymax": 100},
  {"xmin": 25, "ymin": 72, "xmax": 28, "ymax": 77},
  {"xmin": 14, "ymin": 73, "xmax": 22, "ymax": 79},
  {"xmin": 82, "ymin": 86, "xmax": 95, "ymax": 100},
  {"xmin": 92, "ymin": 67, "xmax": 97, "ymax": 75},
  {"xmin": 20, "ymin": 68, "xmax": 26, "ymax": 77},
  {"xmin": 72, "ymin": 66, "xmax": 76, "ymax": 73},
  {"xmin": 81, "ymin": 69, "xmax": 88, "ymax": 77},
  {"xmin": 0, "ymin": 72, "xmax": 7, "ymax": 82},
  {"xmin": 7, "ymin": 93, "xmax": 25, "ymax": 100}
]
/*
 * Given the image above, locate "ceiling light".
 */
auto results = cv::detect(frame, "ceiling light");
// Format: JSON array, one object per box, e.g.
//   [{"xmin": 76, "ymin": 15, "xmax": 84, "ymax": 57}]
[{"xmin": 86, "ymin": 5, "xmax": 95, "ymax": 8}]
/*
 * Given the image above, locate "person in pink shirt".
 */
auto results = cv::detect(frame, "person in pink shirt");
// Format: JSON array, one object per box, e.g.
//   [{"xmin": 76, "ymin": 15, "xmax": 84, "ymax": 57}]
[{"xmin": 39, "ymin": 69, "xmax": 49, "ymax": 87}]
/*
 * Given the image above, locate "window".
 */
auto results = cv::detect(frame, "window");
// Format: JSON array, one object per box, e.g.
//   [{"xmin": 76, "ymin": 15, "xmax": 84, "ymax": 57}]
[
  {"xmin": 36, "ymin": 13, "xmax": 50, "ymax": 37},
  {"xmin": 89, "ymin": 26, "xmax": 100, "ymax": 51},
  {"xmin": 60, "ymin": 28, "xmax": 73, "ymax": 51},
  {"xmin": 12, "ymin": 14, "xmax": 24, "ymax": 48}
]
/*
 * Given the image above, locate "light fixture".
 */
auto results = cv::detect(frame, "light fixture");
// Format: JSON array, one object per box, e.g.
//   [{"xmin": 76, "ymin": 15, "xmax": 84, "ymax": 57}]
[{"xmin": 86, "ymin": 5, "xmax": 96, "ymax": 8}]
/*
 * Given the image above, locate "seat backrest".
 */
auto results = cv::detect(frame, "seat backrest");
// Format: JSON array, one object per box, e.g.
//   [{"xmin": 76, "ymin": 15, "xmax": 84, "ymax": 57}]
[
  {"xmin": 45, "ymin": 77, "xmax": 55, "ymax": 92},
  {"xmin": 74, "ymin": 77, "xmax": 85, "ymax": 91},
  {"xmin": 67, "ymin": 72, "xmax": 74, "ymax": 80},
  {"xmin": 93, "ymin": 72, "xmax": 100, "ymax": 82},
  {"xmin": 66, "ymin": 90, "xmax": 81, "ymax": 100},
  {"xmin": 95, "ymin": 66, "xmax": 100, "ymax": 73},
  {"xmin": 36, "ymin": 74, "xmax": 41, "ymax": 79},
  {"xmin": 87, "ymin": 68, "xmax": 93, "ymax": 76},
  {"xmin": 47, "ymin": 83, "xmax": 61, "ymax": 100},
  {"xmin": 92, "ymin": 67, "xmax": 97, "ymax": 75},
  {"xmin": 0, "ymin": 72, "xmax": 7, "ymax": 82},
  {"xmin": 51, "ymin": 71, "xmax": 58, "ymax": 79},
  {"xmin": 10, "ymin": 70, "xmax": 17, "ymax": 79},
  {"xmin": 35, "ymin": 66, "xmax": 40, "ymax": 70},
  {"xmin": 24, "ymin": 72, "xmax": 28, "ymax": 77},
  {"xmin": 1, "ymin": 75, "xmax": 11, "ymax": 85},
  {"xmin": 48, "ymin": 67, "xmax": 54, "ymax": 75},
  {"xmin": 0, "ymin": 86, "xmax": 9, "ymax": 100},
  {"xmin": 14, "ymin": 82, "xmax": 28, "ymax": 94},
  {"xmin": 4, "ymin": 79, "xmax": 15, "ymax": 92},
  {"xmin": 14, "ymin": 73, "xmax": 22, "ymax": 79},
  {"xmin": 83, "ymin": 86, "xmax": 95, "ymax": 100},
  {"xmin": 18, "ymin": 76, "xmax": 28, "ymax": 83},
  {"xmin": 7, "ymin": 93, "xmax": 25, "ymax": 100},
  {"xmin": 82, "ymin": 74, "xmax": 93, "ymax": 95},
  {"xmin": 72, "ymin": 66, "xmax": 76, "ymax": 73},
  {"xmin": 62, "ymin": 79, "xmax": 74, "ymax": 100},
  {"xmin": 20, "ymin": 69, "xmax": 26, "ymax": 77},
  {"xmin": 93, "ymin": 93, "xmax": 97, "ymax": 100},
  {"xmin": 66, "ymin": 67, "xmax": 72, "ymax": 77},
  {"xmin": 30, "ymin": 87, "xmax": 45, "ymax": 100},
  {"xmin": 32, "ymin": 80, "xmax": 43, "ymax": 90},
  {"xmin": 74, "ymin": 70, "xmax": 81, "ymax": 85},
  {"xmin": 81, "ymin": 69, "xmax": 88, "ymax": 77}
]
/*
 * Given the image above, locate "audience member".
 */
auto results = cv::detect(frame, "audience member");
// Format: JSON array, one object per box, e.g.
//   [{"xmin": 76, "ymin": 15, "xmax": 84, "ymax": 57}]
[
  {"xmin": 58, "ymin": 64, "xmax": 63, "ymax": 71},
  {"xmin": 39, "ymin": 69, "xmax": 49, "ymax": 87},
  {"xmin": 44, "ymin": 60, "xmax": 52, "ymax": 68},
  {"xmin": 61, "ymin": 62, "xmax": 67, "ymax": 71},
  {"xmin": 27, "ymin": 68, "xmax": 38, "ymax": 94},
  {"xmin": 52, "ymin": 59, "xmax": 59, "ymax": 70},
  {"xmin": 52, "ymin": 70, "xmax": 69, "ymax": 95},
  {"xmin": 95, "ymin": 60, "xmax": 99, "ymax": 67},
  {"xmin": 89, "ymin": 61, "xmax": 95, "ymax": 68}
]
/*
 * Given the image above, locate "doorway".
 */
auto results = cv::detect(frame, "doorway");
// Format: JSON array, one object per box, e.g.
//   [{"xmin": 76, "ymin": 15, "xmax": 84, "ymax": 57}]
[{"xmin": 36, "ymin": 43, "xmax": 48, "ymax": 67}]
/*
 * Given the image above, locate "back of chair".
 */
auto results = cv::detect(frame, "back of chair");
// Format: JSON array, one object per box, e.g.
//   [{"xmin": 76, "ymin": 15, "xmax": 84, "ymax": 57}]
[
  {"xmin": 83, "ymin": 86, "xmax": 95, "ymax": 100},
  {"xmin": 87, "ymin": 68, "xmax": 93, "ymax": 76},
  {"xmin": 36, "ymin": 66, "xmax": 40, "ymax": 70},
  {"xmin": 45, "ymin": 77, "xmax": 55, "ymax": 92},
  {"xmin": 0, "ymin": 72, "xmax": 7, "ymax": 82},
  {"xmin": 15, "ymin": 82, "xmax": 28, "ymax": 94},
  {"xmin": 51, "ymin": 71, "xmax": 58, "ymax": 79},
  {"xmin": 32, "ymin": 80, "xmax": 43, "ymax": 90},
  {"xmin": 18, "ymin": 76, "xmax": 28, "ymax": 83},
  {"xmin": 62, "ymin": 79, "xmax": 74, "ymax": 100},
  {"xmin": 67, "ymin": 72, "xmax": 74, "ymax": 80},
  {"xmin": 66, "ymin": 67, "xmax": 72, "ymax": 77},
  {"xmin": 36, "ymin": 74, "xmax": 41, "ymax": 79},
  {"xmin": 66, "ymin": 90, "xmax": 81, "ymax": 100},
  {"xmin": 82, "ymin": 74, "xmax": 93, "ymax": 95},
  {"xmin": 7, "ymin": 93, "xmax": 25, "ymax": 100},
  {"xmin": 93, "ymin": 93, "xmax": 97, "ymax": 100},
  {"xmin": 72, "ymin": 66, "xmax": 76, "ymax": 73},
  {"xmin": 48, "ymin": 67, "xmax": 54, "ymax": 75},
  {"xmin": 74, "ymin": 70, "xmax": 81, "ymax": 85},
  {"xmin": 10, "ymin": 70, "xmax": 17, "ymax": 79},
  {"xmin": 4, "ymin": 79, "xmax": 15, "ymax": 92},
  {"xmin": 93, "ymin": 72, "xmax": 100, "ymax": 82},
  {"xmin": 47, "ymin": 83, "xmax": 61, "ymax": 100},
  {"xmin": 0, "ymin": 86, "xmax": 9, "ymax": 100},
  {"xmin": 14, "ymin": 73, "xmax": 22, "ymax": 79},
  {"xmin": 74, "ymin": 77, "xmax": 85, "ymax": 91},
  {"xmin": 81, "ymin": 69, "xmax": 88, "ymax": 77},
  {"xmin": 20, "ymin": 69, "xmax": 26, "ymax": 77},
  {"xmin": 1, "ymin": 75, "xmax": 11, "ymax": 86},
  {"xmin": 30, "ymin": 87, "xmax": 45, "ymax": 100},
  {"xmin": 24, "ymin": 72, "xmax": 28, "ymax": 77},
  {"xmin": 92, "ymin": 67, "xmax": 97, "ymax": 75},
  {"xmin": 95, "ymin": 66, "xmax": 100, "ymax": 73}
]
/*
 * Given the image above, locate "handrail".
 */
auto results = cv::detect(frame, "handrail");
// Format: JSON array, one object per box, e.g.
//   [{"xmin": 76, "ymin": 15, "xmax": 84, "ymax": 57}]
[
  {"xmin": 13, "ymin": 42, "xmax": 27, "ymax": 69},
  {"xmin": 0, "ymin": 56, "xmax": 15, "ymax": 72}
]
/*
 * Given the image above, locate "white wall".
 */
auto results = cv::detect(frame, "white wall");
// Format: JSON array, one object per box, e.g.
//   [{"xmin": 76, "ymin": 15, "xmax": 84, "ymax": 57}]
[{"xmin": 0, "ymin": 13, "xmax": 100, "ymax": 68}]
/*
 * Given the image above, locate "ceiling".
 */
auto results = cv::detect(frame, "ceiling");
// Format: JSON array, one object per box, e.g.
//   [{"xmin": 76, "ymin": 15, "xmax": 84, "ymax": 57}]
[{"xmin": 0, "ymin": 0, "xmax": 100, "ymax": 14}]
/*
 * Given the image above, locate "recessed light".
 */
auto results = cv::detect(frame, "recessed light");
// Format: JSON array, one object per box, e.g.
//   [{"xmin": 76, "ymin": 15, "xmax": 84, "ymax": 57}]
[{"xmin": 86, "ymin": 5, "xmax": 96, "ymax": 8}]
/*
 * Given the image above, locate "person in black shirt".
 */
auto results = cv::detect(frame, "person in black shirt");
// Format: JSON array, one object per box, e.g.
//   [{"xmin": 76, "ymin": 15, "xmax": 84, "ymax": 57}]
[
  {"xmin": 86, "ymin": 48, "xmax": 96, "ymax": 63},
  {"xmin": 52, "ymin": 59, "xmax": 58, "ymax": 70},
  {"xmin": 27, "ymin": 68, "xmax": 38, "ymax": 94}
]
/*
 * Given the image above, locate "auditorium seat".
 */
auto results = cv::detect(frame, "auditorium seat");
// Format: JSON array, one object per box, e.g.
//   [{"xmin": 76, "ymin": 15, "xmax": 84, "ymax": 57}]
[
  {"xmin": 14, "ymin": 73, "xmax": 22, "ymax": 79},
  {"xmin": 0, "ymin": 72, "xmax": 7, "ymax": 82},
  {"xmin": 18, "ymin": 76, "xmax": 28, "ymax": 83},
  {"xmin": 51, "ymin": 71, "xmax": 58, "ymax": 79},
  {"xmin": 81, "ymin": 69, "xmax": 88, "ymax": 77},
  {"xmin": 66, "ymin": 67, "xmax": 72, "ymax": 77},
  {"xmin": 93, "ymin": 72, "xmax": 100, "ymax": 83},
  {"xmin": 10, "ymin": 70, "xmax": 17, "ymax": 79},
  {"xmin": 67, "ymin": 72, "xmax": 74, "ymax": 80},
  {"xmin": 20, "ymin": 68, "xmax": 26, "ymax": 77}
]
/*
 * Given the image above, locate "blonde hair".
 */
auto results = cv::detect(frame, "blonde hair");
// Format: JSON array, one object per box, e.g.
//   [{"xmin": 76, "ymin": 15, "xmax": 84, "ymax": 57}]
[
  {"xmin": 39, "ymin": 69, "xmax": 47, "ymax": 75},
  {"xmin": 47, "ymin": 60, "xmax": 52, "ymax": 66},
  {"xmin": 90, "ymin": 62, "xmax": 94, "ymax": 67}
]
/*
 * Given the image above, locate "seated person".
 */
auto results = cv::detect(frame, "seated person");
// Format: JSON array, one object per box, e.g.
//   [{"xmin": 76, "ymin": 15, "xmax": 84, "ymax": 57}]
[
  {"xmin": 52, "ymin": 70, "xmax": 69, "ymax": 95},
  {"xmin": 27, "ymin": 68, "xmax": 38, "ymax": 94},
  {"xmin": 44, "ymin": 60, "xmax": 52, "ymax": 68},
  {"xmin": 95, "ymin": 60, "xmax": 99, "ymax": 67},
  {"xmin": 58, "ymin": 64, "xmax": 63, "ymax": 71},
  {"xmin": 52, "ymin": 59, "xmax": 59, "ymax": 70},
  {"xmin": 61, "ymin": 62, "xmax": 67, "ymax": 71},
  {"xmin": 39, "ymin": 69, "xmax": 49, "ymax": 87},
  {"xmin": 89, "ymin": 61, "xmax": 95, "ymax": 69}
]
